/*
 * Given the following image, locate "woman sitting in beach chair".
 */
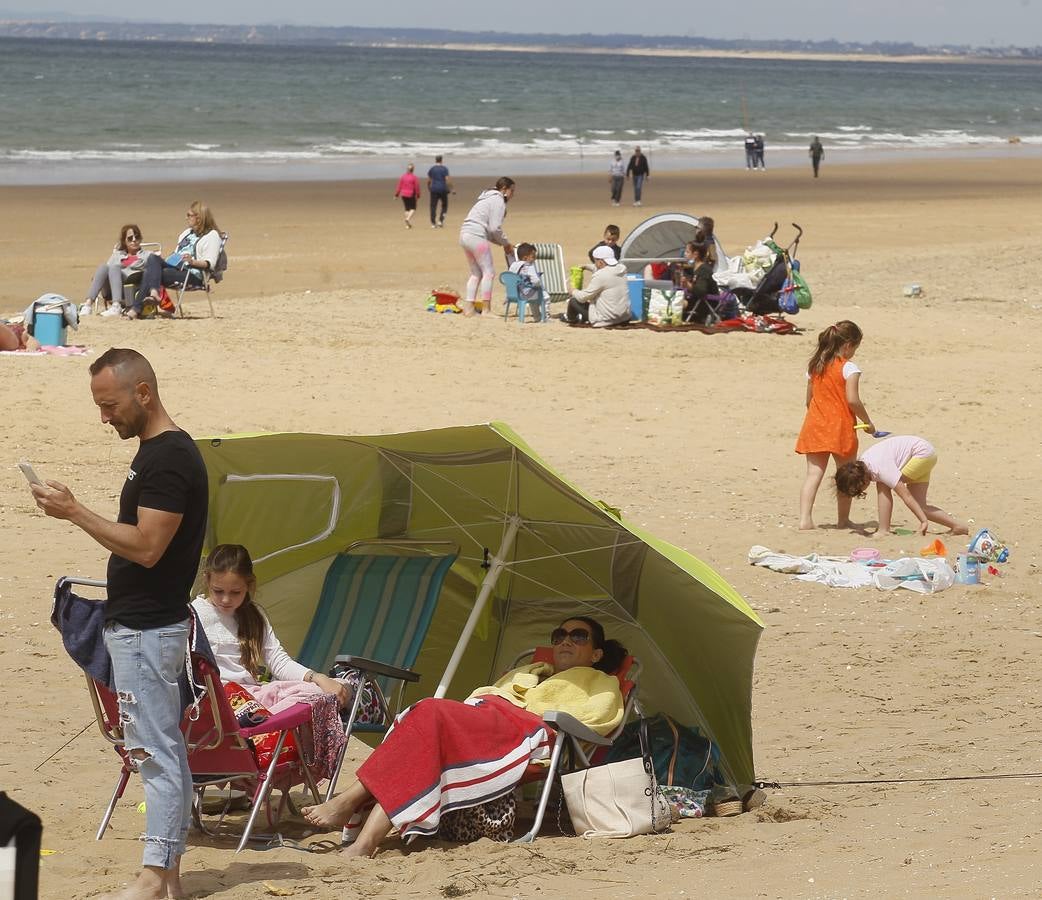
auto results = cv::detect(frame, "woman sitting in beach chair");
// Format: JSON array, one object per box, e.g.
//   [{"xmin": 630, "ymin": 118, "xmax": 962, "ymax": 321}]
[
  {"xmin": 129, "ymin": 200, "xmax": 222, "ymax": 319},
  {"xmin": 300, "ymin": 615, "xmax": 626, "ymax": 857},
  {"xmin": 85, "ymin": 224, "xmax": 156, "ymax": 317}
]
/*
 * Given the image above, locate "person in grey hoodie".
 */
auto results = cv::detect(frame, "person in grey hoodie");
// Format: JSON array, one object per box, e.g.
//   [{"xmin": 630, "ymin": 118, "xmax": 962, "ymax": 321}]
[
  {"xmin": 566, "ymin": 244, "xmax": 631, "ymax": 326},
  {"xmin": 459, "ymin": 177, "xmax": 515, "ymax": 316}
]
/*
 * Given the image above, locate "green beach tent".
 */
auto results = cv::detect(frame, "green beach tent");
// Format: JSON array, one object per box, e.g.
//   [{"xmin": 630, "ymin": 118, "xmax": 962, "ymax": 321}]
[{"xmin": 196, "ymin": 423, "xmax": 764, "ymax": 788}]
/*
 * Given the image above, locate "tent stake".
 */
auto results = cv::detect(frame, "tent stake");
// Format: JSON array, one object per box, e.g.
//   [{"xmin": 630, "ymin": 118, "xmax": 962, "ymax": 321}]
[{"xmin": 434, "ymin": 515, "xmax": 521, "ymax": 698}]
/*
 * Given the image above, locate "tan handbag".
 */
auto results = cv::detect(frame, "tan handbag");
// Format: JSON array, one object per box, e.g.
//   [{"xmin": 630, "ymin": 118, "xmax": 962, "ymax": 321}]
[{"xmin": 561, "ymin": 719, "xmax": 672, "ymax": 838}]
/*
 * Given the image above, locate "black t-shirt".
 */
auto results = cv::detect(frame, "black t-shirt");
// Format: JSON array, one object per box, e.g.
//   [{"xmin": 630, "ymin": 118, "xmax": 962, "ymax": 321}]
[{"xmin": 105, "ymin": 429, "xmax": 208, "ymax": 629}]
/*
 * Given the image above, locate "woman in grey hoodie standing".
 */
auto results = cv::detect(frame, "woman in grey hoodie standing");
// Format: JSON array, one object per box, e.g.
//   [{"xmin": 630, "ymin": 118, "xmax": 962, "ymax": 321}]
[{"xmin": 458, "ymin": 177, "xmax": 515, "ymax": 316}]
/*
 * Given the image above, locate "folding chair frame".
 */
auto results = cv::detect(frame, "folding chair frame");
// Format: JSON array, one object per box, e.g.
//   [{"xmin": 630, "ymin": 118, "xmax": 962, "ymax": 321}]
[
  {"xmin": 66, "ymin": 576, "xmax": 322, "ymax": 853},
  {"xmin": 175, "ymin": 231, "xmax": 229, "ymax": 319}
]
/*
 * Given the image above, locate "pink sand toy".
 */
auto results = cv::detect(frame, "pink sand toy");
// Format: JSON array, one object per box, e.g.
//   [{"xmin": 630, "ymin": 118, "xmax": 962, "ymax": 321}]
[{"xmin": 850, "ymin": 547, "xmax": 881, "ymax": 563}]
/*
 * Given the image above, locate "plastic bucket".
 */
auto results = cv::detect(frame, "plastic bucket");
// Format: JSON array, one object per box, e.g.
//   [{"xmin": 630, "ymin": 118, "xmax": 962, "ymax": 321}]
[
  {"xmin": 954, "ymin": 554, "xmax": 980, "ymax": 585},
  {"xmin": 967, "ymin": 528, "xmax": 1009, "ymax": 563}
]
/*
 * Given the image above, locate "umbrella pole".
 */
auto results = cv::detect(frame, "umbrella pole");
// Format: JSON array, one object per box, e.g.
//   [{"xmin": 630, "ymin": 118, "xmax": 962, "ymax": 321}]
[{"xmin": 434, "ymin": 515, "xmax": 521, "ymax": 698}]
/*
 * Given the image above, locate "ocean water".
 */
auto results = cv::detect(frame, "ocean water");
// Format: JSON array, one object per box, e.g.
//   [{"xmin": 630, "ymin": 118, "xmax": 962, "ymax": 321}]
[{"xmin": 2, "ymin": 36, "xmax": 1042, "ymax": 184}]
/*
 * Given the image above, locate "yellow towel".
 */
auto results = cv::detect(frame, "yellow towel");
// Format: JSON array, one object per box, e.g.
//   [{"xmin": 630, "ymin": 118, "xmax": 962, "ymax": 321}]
[{"xmin": 468, "ymin": 663, "xmax": 624, "ymax": 736}]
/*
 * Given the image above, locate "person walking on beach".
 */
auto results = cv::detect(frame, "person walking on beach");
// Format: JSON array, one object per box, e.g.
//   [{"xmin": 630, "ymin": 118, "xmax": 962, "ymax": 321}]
[
  {"xmin": 394, "ymin": 163, "xmax": 421, "ymax": 229},
  {"xmin": 809, "ymin": 136, "xmax": 824, "ymax": 178},
  {"xmin": 754, "ymin": 135, "xmax": 766, "ymax": 171},
  {"xmin": 744, "ymin": 133, "xmax": 757, "ymax": 170},
  {"xmin": 427, "ymin": 155, "xmax": 453, "ymax": 228},
  {"xmin": 794, "ymin": 321, "xmax": 876, "ymax": 530},
  {"xmin": 626, "ymin": 146, "xmax": 650, "ymax": 206},
  {"xmin": 609, "ymin": 150, "xmax": 626, "ymax": 206},
  {"xmin": 459, "ymin": 177, "xmax": 515, "ymax": 317},
  {"xmin": 30, "ymin": 347, "xmax": 208, "ymax": 900}
]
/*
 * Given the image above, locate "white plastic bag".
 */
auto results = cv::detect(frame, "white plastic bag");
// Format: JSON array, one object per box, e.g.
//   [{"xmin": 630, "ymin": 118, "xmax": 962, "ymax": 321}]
[{"xmin": 873, "ymin": 557, "xmax": 955, "ymax": 594}]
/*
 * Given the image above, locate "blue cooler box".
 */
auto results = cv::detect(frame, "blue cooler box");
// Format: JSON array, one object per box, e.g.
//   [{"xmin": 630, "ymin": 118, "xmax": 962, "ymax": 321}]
[
  {"xmin": 626, "ymin": 274, "xmax": 645, "ymax": 322},
  {"xmin": 34, "ymin": 310, "xmax": 67, "ymax": 346}
]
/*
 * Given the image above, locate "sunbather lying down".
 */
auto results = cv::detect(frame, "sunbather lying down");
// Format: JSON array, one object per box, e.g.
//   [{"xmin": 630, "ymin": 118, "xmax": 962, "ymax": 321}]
[
  {"xmin": 301, "ymin": 615, "xmax": 627, "ymax": 856},
  {"xmin": 0, "ymin": 321, "xmax": 36, "ymax": 351}
]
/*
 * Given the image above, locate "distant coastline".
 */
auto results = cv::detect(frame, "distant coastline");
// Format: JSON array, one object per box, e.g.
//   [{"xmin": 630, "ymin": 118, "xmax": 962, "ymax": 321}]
[
  {"xmin": 362, "ymin": 42, "xmax": 1038, "ymax": 66},
  {"xmin": 0, "ymin": 20, "xmax": 1039, "ymax": 64}
]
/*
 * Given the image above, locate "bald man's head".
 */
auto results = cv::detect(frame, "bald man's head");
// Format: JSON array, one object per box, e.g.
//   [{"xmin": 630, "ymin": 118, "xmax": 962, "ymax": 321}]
[
  {"xmin": 89, "ymin": 348, "xmax": 162, "ymax": 440},
  {"xmin": 89, "ymin": 347, "xmax": 157, "ymax": 391}
]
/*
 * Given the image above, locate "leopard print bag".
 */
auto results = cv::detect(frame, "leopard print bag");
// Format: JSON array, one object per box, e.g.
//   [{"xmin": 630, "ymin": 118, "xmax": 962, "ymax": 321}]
[{"xmin": 438, "ymin": 793, "xmax": 517, "ymax": 843}]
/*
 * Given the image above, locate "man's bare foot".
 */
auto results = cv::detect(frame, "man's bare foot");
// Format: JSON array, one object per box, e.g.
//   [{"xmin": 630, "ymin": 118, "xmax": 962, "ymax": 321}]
[
  {"xmin": 99, "ymin": 867, "xmax": 167, "ymax": 899},
  {"xmin": 836, "ymin": 519, "xmax": 851, "ymax": 529},
  {"xmin": 165, "ymin": 873, "xmax": 183, "ymax": 899},
  {"xmin": 302, "ymin": 794, "xmax": 356, "ymax": 829}
]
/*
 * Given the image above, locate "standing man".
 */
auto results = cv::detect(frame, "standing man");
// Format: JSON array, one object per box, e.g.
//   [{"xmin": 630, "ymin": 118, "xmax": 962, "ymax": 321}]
[
  {"xmin": 31, "ymin": 347, "xmax": 208, "ymax": 900},
  {"xmin": 754, "ymin": 134, "xmax": 767, "ymax": 171},
  {"xmin": 609, "ymin": 149, "xmax": 625, "ymax": 206},
  {"xmin": 809, "ymin": 136, "xmax": 824, "ymax": 178},
  {"xmin": 427, "ymin": 154, "xmax": 453, "ymax": 228},
  {"xmin": 626, "ymin": 146, "xmax": 650, "ymax": 207},
  {"xmin": 394, "ymin": 163, "xmax": 421, "ymax": 229},
  {"xmin": 744, "ymin": 133, "xmax": 757, "ymax": 170}
]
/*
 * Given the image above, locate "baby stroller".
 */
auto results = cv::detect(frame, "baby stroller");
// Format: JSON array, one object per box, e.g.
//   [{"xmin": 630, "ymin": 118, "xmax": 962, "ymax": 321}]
[{"xmin": 730, "ymin": 223, "xmax": 811, "ymax": 315}]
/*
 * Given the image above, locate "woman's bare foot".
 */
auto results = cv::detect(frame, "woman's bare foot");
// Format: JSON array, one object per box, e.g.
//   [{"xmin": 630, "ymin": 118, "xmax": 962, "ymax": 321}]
[
  {"xmin": 798, "ymin": 520, "xmax": 816, "ymax": 531},
  {"xmin": 339, "ymin": 841, "xmax": 376, "ymax": 858},
  {"xmin": 302, "ymin": 794, "xmax": 357, "ymax": 829},
  {"xmin": 948, "ymin": 524, "xmax": 969, "ymax": 536}
]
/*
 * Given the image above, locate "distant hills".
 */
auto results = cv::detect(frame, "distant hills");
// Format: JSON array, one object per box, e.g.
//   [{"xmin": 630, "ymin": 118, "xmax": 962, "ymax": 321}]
[{"xmin": 0, "ymin": 20, "xmax": 1038, "ymax": 59}]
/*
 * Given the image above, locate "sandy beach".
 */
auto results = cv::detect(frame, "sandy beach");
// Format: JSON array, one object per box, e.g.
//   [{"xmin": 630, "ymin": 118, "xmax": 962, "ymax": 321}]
[{"xmin": 3, "ymin": 156, "xmax": 1042, "ymax": 898}]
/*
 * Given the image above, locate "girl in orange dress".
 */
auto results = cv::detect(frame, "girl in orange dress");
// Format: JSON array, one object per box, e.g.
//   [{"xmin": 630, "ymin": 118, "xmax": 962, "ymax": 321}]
[{"xmin": 795, "ymin": 320, "xmax": 876, "ymax": 530}]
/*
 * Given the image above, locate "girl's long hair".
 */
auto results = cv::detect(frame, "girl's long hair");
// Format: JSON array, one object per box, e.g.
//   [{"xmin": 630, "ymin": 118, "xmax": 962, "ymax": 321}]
[
  {"xmin": 807, "ymin": 320, "xmax": 862, "ymax": 377},
  {"xmin": 203, "ymin": 544, "xmax": 266, "ymax": 679}
]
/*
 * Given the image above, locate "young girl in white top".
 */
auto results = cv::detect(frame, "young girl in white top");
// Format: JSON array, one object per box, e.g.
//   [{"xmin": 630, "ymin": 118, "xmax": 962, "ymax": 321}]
[
  {"xmin": 834, "ymin": 435, "xmax": 968, "ymax": 536},
  {"xmin": 192, "ymin": 543, "xmax": 349, "ymax": 714}
]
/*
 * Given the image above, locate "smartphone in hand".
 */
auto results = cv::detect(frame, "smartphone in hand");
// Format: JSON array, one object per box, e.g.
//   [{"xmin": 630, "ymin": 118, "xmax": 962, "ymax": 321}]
[{"xmin": 18, "ymin": 460, "xmax": 42, "ymax": 486}]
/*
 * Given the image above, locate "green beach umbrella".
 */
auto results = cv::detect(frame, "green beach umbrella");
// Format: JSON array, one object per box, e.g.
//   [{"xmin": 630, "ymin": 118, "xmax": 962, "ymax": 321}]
[{"xmin": 196, "ymin": 423, "xmax": 763, "ymax": 787}]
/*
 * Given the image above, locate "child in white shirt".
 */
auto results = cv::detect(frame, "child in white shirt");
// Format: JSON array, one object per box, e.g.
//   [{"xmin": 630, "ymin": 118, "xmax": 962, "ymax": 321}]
[
  {"xmin": 834, "ymin": 435, "xmax": 968, "ymax": 536},
  {"xmin": 508, "ymin": 242, "xmax": 548, "ymax": 317}
]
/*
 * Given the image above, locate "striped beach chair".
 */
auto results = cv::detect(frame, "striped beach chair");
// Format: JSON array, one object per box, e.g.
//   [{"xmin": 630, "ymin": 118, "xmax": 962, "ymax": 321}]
[
  {"xmin": 296, "ymin": 541, "xmax": 458, "ymax": 798},
  {"xmin": 533, "ymin": 242, "xmax": 570, "ymax": 304}
]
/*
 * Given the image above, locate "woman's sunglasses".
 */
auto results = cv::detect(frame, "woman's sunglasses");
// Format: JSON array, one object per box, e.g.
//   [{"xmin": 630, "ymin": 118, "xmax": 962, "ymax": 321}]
[{"xmin": 550, "ymin": 628, "xmax": 592, "ymax": 646}]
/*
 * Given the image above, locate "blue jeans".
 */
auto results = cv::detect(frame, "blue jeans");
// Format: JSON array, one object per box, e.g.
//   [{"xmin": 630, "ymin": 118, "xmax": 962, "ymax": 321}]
[
  {"xmin": 632, "ymin": 174, "xmax": 645, "ymax": 202},
  {"xmin": 134, "ymin": 255, "xmax": 202, "ymax": 312},
  {"xmin": 104, "ymin": 619, "xmax": 192, "ymax": 869}
]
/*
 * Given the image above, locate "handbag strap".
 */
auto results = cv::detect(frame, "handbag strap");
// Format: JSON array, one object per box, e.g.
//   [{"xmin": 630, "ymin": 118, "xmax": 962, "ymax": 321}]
[
  {"xmin": 664, "ymin": 714, "xmax": 680, "ymax": 786},
  {"xmin": 638, "ymin": 716, "xmax": 662, "ymax": 832}
]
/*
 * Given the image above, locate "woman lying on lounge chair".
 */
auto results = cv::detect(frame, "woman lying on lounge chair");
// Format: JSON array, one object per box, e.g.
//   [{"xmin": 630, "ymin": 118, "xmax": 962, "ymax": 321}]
[{"xmin": 301, "ymin": 615, "xmax": 626, "ymax": 856}]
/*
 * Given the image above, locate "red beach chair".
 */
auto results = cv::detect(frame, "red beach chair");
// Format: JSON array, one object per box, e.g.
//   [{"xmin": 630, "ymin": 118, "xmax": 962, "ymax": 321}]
[{"xmin": 510, "ymin": 646, "xmax": 641, "ymax": 843}]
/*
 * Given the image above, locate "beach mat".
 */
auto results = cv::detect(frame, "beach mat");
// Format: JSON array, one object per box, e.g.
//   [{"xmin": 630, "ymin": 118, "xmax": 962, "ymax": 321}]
[
  {"xmin": 0, "ymin": 345, "xmax": 90, "ymax": 356},
  {"xmin": 563, "ymin": 316, "xmax": 799, "ymax": 335}
]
